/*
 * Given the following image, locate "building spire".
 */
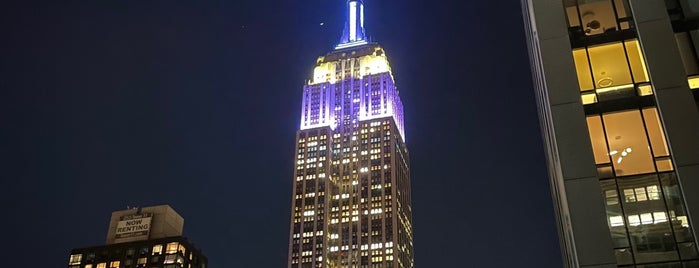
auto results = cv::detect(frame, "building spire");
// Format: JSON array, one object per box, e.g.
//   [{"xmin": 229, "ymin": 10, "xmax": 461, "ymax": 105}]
[{"xmin": 336, "ymin": 0, "xmax": 368, "ymax": 49}]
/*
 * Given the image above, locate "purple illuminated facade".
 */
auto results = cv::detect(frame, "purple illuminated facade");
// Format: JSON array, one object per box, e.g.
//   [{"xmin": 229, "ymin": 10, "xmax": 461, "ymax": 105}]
[
  {"xmin": 288, "ymin": 1, "xmax": 414, "ymax": 268},
  {"xmin": 299, "ymin": 54, "xmax": 405, "ymax": 141}
]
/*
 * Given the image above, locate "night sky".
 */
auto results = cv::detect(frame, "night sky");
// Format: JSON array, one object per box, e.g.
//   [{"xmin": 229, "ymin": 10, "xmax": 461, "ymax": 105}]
[{"xmin": 2, "ymin": 0, "xmax": 563, "ymax": 267}]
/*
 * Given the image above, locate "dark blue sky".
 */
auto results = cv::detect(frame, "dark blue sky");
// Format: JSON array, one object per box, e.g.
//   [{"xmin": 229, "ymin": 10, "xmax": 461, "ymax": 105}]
[{"xmin": 2, "ymin": 0, "xmax": 562, "ymax": 267}]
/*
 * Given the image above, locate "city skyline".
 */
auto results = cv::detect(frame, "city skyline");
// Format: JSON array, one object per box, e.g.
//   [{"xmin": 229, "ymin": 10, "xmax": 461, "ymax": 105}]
[{"xmin": 3, "ymin": 0, "xmax": 561, "ymax": 267}]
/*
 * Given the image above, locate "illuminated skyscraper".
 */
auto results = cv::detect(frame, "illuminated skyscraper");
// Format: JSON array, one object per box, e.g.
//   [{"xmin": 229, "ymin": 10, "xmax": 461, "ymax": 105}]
[
  {"xmin": 287, "ymin": 1, "xmax": 414, "ymax": 267},
  {"xmin": 522, "ymin": 0, "xmax": 699, "ymax": 267}
]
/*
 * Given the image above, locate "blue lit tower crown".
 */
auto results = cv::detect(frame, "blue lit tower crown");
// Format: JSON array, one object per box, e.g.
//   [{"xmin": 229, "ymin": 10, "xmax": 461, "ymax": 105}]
[
  {"xmin": 289, "ymin": 1, "xmax": 414, "ymax": 268},
  {"xmin": 299, "ymin": 0, "xmax": 405, "ymax": 141}
]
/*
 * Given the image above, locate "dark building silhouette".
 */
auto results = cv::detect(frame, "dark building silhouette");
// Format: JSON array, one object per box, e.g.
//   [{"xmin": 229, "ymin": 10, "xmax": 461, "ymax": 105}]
[{"xmin": 67, "ymin": 205, "xmax": 207, "ymax": 268}]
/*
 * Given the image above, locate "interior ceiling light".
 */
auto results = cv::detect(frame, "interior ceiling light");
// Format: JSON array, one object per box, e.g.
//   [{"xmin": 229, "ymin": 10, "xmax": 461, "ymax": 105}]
[{"xmin": 611, "ymin": 147, "xmax": 632, "ymax": 164}]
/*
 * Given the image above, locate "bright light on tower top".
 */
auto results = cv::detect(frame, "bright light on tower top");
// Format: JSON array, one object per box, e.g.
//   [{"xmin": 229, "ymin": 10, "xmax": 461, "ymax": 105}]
[{"xmin": 336, "ymin": 0, "xmax": 367, "ymax": 50}]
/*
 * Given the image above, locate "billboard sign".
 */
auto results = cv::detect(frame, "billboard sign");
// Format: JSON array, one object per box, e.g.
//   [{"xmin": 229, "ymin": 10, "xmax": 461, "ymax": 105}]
[{"xmin": 115, "ymin": 213, "xmax": 152, "ymax": 240}]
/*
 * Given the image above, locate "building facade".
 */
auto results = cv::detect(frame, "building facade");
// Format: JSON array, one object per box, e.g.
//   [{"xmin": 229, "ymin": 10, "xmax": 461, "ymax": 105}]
[
  {"xmin": 67, "ymin": 205, "xmax": 207, "ymax": 268},
  {"xmin": 522, "ymin": 0, "xmax": 699, "ymax": 267},
  {"xmin": 287, "ymin": 1, "xmax": 414, "ymax": 268}
]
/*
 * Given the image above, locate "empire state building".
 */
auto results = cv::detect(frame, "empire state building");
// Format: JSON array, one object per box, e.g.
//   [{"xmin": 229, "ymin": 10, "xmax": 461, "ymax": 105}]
[{"xmin": 287, "ymin": 1, "xmax": 414, "ymax": 268}]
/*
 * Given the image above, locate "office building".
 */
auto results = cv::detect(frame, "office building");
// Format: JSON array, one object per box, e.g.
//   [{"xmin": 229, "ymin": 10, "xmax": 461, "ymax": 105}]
[
  {"xmin": 67, "ymin": 205, "xmax": 207, "ymax": 268},
  {"xmin": 522, "ymin": 0, "xmax": 699, "ymax": 267},
  {"xmin": 287, "ymin": 1, "xmax": 414, "ymax": 267}
]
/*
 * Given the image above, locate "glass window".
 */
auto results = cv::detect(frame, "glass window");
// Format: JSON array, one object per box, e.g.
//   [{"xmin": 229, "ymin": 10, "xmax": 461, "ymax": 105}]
[
  {"xmin": 614, "ymin": 0, "xmax": 631, "ymax": 29},
  {"xmin": 637, "ymin": 84, "xmax": 653, "ymax": 96},
  {"xmin": 152, "ymin": 244, "xmax": 163, "ymax": 255},
  {"xmin": 656, "ymin": 159, "xmax": 674, "ymax": 172},
  {"xmin": 624, "ymin": 40, "xmax": 650, "ymax": 83},
  {"xmin": 97, "ymin": 264, "xmax": 106, "ymax": 268},
  {"xmin": 615, "ymin": 248, "xmax": 634, "ymax": 265},
  {"xmin": 602, "ymin": 110, "xmax": 655, "ymax": 176},
  {"xmin": 574, "ymin": 49, "xmax": 595, "ymax": 91},
  {"xmin": 660, "ymin": 173, "xmax": 695, "ymax": 243},
  {"xmin": 647, "ymin": 185, "xmax": 660, "ymax": 200},
  {"xmin": 605, "ymin": 189, "xmax": 619, "ymax": 205},
  {"xmin": 589, "ymin": 42, "xmax": 633, "ymax": 88},
  {"xmin": 586, "ymin": 116, "xmax": 610, "ymax": 164},
  {"xmin": 654, "ymin": 212, "xmax": 668, "ymax": 223},
  {"xmin": 69, "ymin": 254, "xmax": 82, "ymax": 265},
  {"xmin": 640, "ymin": 213, "xmax": 653, "ymax": 225},
  {"xmin": 635, "ymin": 187, "xmax": 648, "ymax": 201},
  {"xmin": 166, "ymin": 242, "xmax": 179, "ymax": 254},
  {"xmin": 137, "ymin": 258, "xmax": 147, "ymax": 265},
  {"xmin": 164, "ymin": 254, "xmax": 177, "ymax": 264},
  {"xmin": 679, "ymin": 242, "xmax": 699, "ymax": 260},
  {"xmin": 85, "ymin": 265, "xmax": 93, "ymax": 268},
  {"xmin": 675, "ymin": 32, "xmax": 699, "ymax": 76},
  {"xmin": 624, "ymin": 188, "xmax": 636, "ymax": 202},
  {"xmin": 565, "ymin": 3, "xmax": 581, "ymax": 28},
  {"xmin": 572, "ymin": 39, "xmax": 650, "ymax": 92},
  {"xmin": 628, "ymin": 214, "xmax": 641, "ymax": 226},
  {"xmin": 597, "ymin": 165, "xmax": 614, "ymax": 178},
  {"xmin": 689, "ymin": 75, "xmax": 699, "ymax": 89},
  {"xmin": 566, "ymin": 0, "xmax": 618, "ymax": 34},
  {"xmin": 601, "ymin": 180, "xmax": 630, "ymax": 248},
  {"xmin": 109, "ymin": 261, "xmax": 120, "ymax": 268},
  {"xmin": 618, "ymin": 175, "xmax": 679, "ymax": 263},
  {"xmin": 642, "ymin": 108, "xmax": 670, "ymax": 157}
]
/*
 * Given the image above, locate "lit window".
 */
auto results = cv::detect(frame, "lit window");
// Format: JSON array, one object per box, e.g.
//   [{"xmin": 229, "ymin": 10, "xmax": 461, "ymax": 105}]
[
  {"xmin": 642, "ymin": 108, "xmax": 670, "ymax": 157},
  {"xmin": 640, "ymin": 213, "xmax": 653, "ymax": 225},
  {"xmin": 152, "ymin": 245, "xmax": 163, "ymax": 255},
  {"xmin": 624, "ymin": 189, "xmax": 636, "ymax": 203},
  {"xmin": 624, "ymin": 40, "xmax": 649, "ymax": 83},
  {"xmin": 166, "ymin": 242, "xmax": 179, "ymax": 254},
  {"xmin": 96, "ymin": 263, "xmax": 107, "ymax": 268},
  {"xmin": 653, "ymin": 212, "xmax": 668, "ymax": 223},
  {"xmin": 637, "ymin": 84, "xmax": 653, "ymax": 96},
  {"xmin": 164, "ymin": 254, "xmax": 177, "ymax": 264},
  {"xmin": 586, "ymin": 116, "xmax": 609, "ymax": 164},
  {"xmin": 689, "ymin": 76, "xmax": 699, "ymax": 89},
  {"xmin": 656, "ymin": 158, "xmax": 674, "ymax": 172},
  {"xmin": 573, "ymin": 49, "xmax": 594, "ymax": 91},
  {"xmin": 572, "ymin": 39, "xmax": 649, "ymax": 92},
  {"xmin": 589, "ymin": 42, "xmax": 633, "ymax": 88},
  {"xmin": 609, "ymin": 216, "xmax": 624, "ymax": 227},
  {"xmin": 109, "ymin": 261, "xmax": 120, "ymax": 268},
  {"xmin": 69, "ymin": 254, "xmax": 82, "ymax": 265},
  {"xmin": 601, "ymin": 110, "xmax": 656, "ymax": 176},
  {"xmin": 581, "ymin": 92, "xmax": 598, "ymax": 104},
  {"xmin": 565, "ymin": 0, "xmax": 630, "ymax": 33},
  {"xmin": 628, "ymin": 215, "xmax": 641, "ymax": 226},
  {"xmin": 646, "ymin": 185, "xmax": 660, "ymax": 200},
  {"xmin": 635, "ymin": 187, "xmax": 648, "ymax": 201}
]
